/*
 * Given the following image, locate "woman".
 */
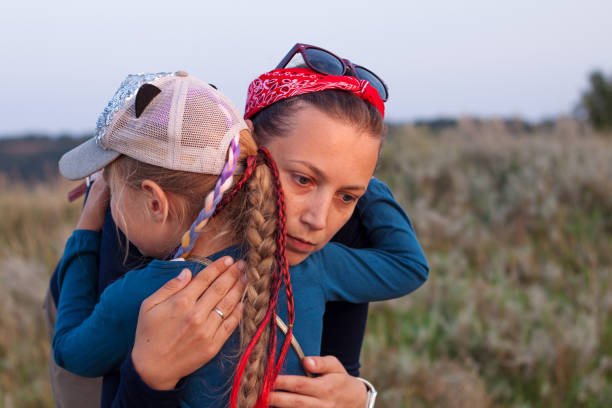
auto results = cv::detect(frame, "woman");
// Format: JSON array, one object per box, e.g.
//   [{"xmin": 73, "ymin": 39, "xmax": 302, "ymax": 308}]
[{"xmin": 110, "ymin": 44, "xmax": 427, "ymax": 407}]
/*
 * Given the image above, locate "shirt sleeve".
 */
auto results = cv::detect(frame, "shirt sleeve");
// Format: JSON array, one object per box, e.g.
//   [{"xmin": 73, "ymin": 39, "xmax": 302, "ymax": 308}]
[
  {"xmin": 111, "ymin": 355, "xmax": 184, "ymax": 408},
  {"xmin": 317, "ymin": 178, "xmax": 429, "ymax": 302},
  {"xmin": 53, "ymin": 230, "xmax": 133, "ymax": 377}
]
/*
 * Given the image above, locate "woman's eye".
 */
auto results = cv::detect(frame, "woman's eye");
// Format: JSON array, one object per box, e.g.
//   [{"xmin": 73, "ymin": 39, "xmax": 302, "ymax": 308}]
[
  {"xmin": 340, "ymin": 194, "xmax": 356, "ymax": 204},
  {"xmin": 294, "ymin": 175, "xmax": 311, "ymax": 186}
]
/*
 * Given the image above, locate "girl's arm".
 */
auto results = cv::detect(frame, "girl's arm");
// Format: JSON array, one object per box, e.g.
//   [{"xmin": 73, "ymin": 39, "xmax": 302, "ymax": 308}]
[
  {"xmin": 53, "ymin": 178, "xmax": 134, "ymax": 376},
  {"xmin": 317, "ymin": 177, "xmax": 429, "ymax": 302},
  {"xmin": 53, "ymin": 230, "xmax": 134, "ymax": 377}
]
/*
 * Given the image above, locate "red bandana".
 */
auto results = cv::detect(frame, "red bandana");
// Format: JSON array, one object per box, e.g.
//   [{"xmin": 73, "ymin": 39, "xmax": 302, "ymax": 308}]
[{"xmin": 244, "ymin": 68, "xmax": 385, "ymax": 119}]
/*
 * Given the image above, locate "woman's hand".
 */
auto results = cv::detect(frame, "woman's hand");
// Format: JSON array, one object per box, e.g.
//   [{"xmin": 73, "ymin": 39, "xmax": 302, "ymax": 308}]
[
  {"xmin": 269, "ymin": 356, "xmax": 368, "ymax": 408},
  {"xmin": 75, "ymin": 173, "xmax": 109, "ymax": 231},
  {"xmin": 131, "ymin": 256, "xmax": 246, "ymax": 390}
]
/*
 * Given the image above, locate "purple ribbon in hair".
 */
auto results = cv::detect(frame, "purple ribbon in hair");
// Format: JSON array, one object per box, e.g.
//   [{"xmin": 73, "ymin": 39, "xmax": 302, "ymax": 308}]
[{"xmin": 174, "ymin": 135, "xmax": 241, "ymax": 258}]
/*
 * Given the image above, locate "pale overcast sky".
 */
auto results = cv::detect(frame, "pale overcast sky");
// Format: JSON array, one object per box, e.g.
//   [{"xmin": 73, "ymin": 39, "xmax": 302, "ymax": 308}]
[{"xmin": 1, "ymin": 0, "xmax": 611, "ymax": 135}]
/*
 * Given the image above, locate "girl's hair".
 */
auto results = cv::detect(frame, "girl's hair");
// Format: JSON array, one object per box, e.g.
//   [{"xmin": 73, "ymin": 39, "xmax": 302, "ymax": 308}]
[
  {"xmin": 105, "ymin": 156, "xmax": 218, "ymax": 231},
  {"xmin": 251, "ymin": 89, "xmax": 385, "ymax": 144},
  {"xmin": 105, "ymin": 129, "xmax": 279, "ymax": 408}
]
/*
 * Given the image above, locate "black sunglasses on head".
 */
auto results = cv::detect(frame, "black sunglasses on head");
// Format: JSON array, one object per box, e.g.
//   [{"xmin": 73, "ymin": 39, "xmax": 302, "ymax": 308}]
[{"xmin": 275, "ymin": 43, "xmax": 388, "ymax": 101}]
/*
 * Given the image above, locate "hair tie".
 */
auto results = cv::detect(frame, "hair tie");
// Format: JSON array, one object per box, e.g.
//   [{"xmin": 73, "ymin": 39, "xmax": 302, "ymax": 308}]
[{"xmin": 174, "ymin": 133, "xmax": 241, "ymax": 259}]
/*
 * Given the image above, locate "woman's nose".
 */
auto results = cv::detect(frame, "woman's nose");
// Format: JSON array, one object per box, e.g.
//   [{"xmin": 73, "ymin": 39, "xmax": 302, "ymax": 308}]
[{"xmin": 301, "ymin": 196, "xmax": 330, "ymax": 231}]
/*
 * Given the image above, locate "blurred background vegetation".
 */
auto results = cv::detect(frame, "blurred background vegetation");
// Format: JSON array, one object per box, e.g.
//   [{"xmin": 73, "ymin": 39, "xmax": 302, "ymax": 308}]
[
  {"xmin": 1, "ymin": 71, "xmax": 611, "ymax": 407},
  {"xmin": 580, "ymin": 70, "xmax": 612, "ymax": 131}
]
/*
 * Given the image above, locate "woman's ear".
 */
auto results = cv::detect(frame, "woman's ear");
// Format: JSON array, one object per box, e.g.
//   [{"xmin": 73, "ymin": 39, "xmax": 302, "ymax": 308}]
[
  {"xmin": 245, "ymin": 119, "xmax": 254, "ymax": 132},
  {"xmin": 141, "ymin": 180, "xmax": 169, "ymax": 223}
]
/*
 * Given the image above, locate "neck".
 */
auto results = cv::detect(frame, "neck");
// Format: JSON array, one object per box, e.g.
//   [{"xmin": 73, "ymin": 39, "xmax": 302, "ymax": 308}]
[{"xmin": 188, "ymin": 215, "xmax": 239, "ymax": 259}]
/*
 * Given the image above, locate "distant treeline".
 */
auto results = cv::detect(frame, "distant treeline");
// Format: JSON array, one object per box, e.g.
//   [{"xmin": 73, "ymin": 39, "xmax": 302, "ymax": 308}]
[
  {"xmin": 391, "ymin": 116, "xmax": 569, "ymax": 133},
  {"xmin": 0, "ymin": 134, "xmax": 90, "ymax": 182},
  {"xmin": 0, "ymin": 116, "xmax": 588, "ymax": 183}
]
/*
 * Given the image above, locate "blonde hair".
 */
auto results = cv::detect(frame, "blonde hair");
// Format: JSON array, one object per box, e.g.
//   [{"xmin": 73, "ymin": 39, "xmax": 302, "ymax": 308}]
[{"xmin": 106, "ymin": 129, "xmax": 278, "ymax": 407}]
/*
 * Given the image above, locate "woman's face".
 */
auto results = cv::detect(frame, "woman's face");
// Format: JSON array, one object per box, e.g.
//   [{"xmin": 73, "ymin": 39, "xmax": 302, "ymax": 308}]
[{"xmin": 263, "ymin": 105, "xmax": 380, "ymax": 266}]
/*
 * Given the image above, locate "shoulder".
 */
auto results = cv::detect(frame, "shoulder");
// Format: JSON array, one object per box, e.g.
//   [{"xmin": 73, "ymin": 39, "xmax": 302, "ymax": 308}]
[
  {"xmin": 359, "ymin": 177, "xmax": 394, "ymax": 206},
  {"xmin": 99, "ymin": 261, "xmax": 191, "ymax": 323}
]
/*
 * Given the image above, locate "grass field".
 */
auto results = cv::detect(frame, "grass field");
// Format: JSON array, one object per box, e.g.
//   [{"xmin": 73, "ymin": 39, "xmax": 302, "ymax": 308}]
[{"xmin": 1, "ymin": 122, "xmax": 611, "ymax": 407}]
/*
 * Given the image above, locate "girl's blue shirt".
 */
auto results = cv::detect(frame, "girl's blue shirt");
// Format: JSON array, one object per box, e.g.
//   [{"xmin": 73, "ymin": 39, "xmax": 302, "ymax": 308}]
[{"xmin": 53, "ymin": 178, "xmax": 428, "ymax": 407}]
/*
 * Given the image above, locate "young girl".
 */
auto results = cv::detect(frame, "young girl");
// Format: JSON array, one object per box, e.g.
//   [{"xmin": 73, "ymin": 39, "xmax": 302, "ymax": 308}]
[{"xmin": 54, "ymin": 70, "xmax": 427, "ymax": 407}]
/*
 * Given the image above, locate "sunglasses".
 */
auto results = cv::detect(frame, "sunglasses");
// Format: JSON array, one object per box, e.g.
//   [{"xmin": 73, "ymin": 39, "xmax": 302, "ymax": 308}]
[{"xmin": 275, "ymin": 43, "xmax": 388, "ymax": 101}]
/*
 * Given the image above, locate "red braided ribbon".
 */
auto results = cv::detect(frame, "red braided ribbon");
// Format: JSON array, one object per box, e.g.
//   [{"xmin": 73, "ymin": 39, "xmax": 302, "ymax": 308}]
[{"xmin": 215, "ymin": 155, "xmax": 257, "ymax": 213}]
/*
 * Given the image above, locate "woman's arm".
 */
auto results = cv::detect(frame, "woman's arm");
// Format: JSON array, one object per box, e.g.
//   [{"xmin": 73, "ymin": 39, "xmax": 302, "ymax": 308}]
[
  {"xmin": 317, "ymin": 177, "xmax": 429, "ymax": 302},
  {"xmin": 271, "ymin": 178, "xmax": 427, "ymax": 407}
]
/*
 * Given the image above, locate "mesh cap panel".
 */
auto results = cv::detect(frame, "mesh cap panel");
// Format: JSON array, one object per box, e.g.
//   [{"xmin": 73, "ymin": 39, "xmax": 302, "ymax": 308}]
[{"xmin": 102, "ymin": 74, "xmax": 246, "ymax": 175}]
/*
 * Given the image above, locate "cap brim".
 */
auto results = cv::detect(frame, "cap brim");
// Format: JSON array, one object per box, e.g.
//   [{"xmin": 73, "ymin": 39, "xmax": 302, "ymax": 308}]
[{"xmin": 59, "ymin": 137, "xmax": 121, "ymax": 180}]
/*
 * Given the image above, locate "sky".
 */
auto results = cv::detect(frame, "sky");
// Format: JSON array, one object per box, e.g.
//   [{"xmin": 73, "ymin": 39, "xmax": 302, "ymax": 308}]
[{"xmin": 0, "ymin": 0, "xmax": 611, "ymax": 136}]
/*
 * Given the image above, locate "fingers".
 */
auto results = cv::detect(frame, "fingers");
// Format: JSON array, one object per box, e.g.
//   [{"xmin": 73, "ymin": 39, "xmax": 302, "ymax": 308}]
[
  {"xmin": 194, "ymin": 259, "xmax": 246, "ymax": 311},
  {"xmin": 273, "ymin": 370, "xmax": 366, "ymax": 408},
  {"xmin": 207, "ymin": 269, "xmax": 246, "ymax": 322},
  {"xmin": 268, "ymin": 390, "xmax": 325, "ymax": 408},
  {"xmin": 178, "ymin": 256, "xmax": 236, "ymax": 301},
  {"xmin": 89, "ymin": 175, "xmax": 110, "ymax": 202},
  {"xmin": 76, "ymin": 176, "xmax": 110, "ymax": 231},
  {"xmin": 213, "ymin": 302, "xmax": 243, "ymax": 345},
  {"xmin": 302, "ymin": 355, "xmax": 347, "ymax": 375},
  {"xmin": 140, "ymin": 269, "xmax": 192, "ymax": 311},
  {"xmin": 273, "ymin": 375, "xmax": 324, "ymax": 397}
]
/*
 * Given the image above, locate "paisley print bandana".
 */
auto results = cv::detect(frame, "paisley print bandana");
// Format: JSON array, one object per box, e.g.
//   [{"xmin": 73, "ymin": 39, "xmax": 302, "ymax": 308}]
[{"xmin": 244, "ymin": 68, "xmax": 385, "ymax": 119}]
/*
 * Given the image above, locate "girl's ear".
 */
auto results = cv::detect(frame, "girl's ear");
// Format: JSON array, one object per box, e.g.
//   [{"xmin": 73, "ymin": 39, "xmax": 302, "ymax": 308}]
[
  {"xmin": 141, "ymin": 180, "xmax": 169, "ymax": 223},
  {"xmin": 245, "ymin": 119, "xmax": 254, "ymax": 132}
]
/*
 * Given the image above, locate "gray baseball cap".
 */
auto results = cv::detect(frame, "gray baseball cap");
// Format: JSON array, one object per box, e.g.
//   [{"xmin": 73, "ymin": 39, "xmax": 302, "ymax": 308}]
[{"xmin": 59, "ymin": 71, "xmax": 248, "ymax": 180}]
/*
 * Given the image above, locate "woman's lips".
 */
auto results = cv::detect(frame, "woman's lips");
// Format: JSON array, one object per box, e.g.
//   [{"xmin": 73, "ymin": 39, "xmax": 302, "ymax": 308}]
[{"xmin": 287, "ymin": 235, "xmax": 315, "ymax": 253}]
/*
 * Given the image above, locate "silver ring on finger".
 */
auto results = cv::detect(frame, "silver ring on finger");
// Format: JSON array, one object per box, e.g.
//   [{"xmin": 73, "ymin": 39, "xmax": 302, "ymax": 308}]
[{"xmin": 214, "ymin": 307, "xmax": 225, "ymax": 320}]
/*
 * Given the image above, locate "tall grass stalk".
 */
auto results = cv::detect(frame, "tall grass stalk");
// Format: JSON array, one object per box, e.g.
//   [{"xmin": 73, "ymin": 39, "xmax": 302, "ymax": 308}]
[{"xmin": 366, "ymin": 124, "xmax": 612, "ymax": 407}]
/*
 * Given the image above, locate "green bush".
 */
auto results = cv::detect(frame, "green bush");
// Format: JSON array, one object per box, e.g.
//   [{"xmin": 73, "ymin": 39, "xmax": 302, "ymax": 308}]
[{"xmin": 581, "ymin": 71, "xmax": 612, "ymax": 131}]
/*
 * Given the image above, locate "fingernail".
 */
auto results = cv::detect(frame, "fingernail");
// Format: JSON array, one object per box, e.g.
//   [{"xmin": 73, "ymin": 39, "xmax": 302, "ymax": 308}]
[
  {"xmin": 177, "ymin": 269, "xmax": 188, "ymax": 281},
  {"xmin": 304, "ymin": 357, "xmax": 315, "ymax": 368},
  {"xmin": 224, "ymin": 257, "xmax": 234, "ymax": 266}
]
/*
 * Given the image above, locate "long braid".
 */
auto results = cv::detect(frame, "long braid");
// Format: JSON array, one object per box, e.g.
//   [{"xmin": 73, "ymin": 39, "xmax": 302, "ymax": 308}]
[
  {"xmin": 215, "ymin": 155, "xmax": 257, "ymax": 213},
  {"xmin": 260, "ymin": 148, "xmax": 295, "ymax": 383},
  {"xmin": 236, "ymin": 160, "xmax": 278, "ymax": 408},
  {"xmin": 228, "ymin": 148, "xmax": 295, "ymax": 408}
]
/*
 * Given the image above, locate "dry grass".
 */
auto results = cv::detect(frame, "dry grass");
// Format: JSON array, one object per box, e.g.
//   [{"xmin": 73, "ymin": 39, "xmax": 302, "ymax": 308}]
[
  {"xmin": 0, "ymin": 178, "xmax": 81, "ymax": 408},
  {"xmin": 364, "ymin": 121, "xmax": 612, "ymax": 407},
  {"xmin": 1, "ymin": 122, "xmax": 611, "ymax": 407}
]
